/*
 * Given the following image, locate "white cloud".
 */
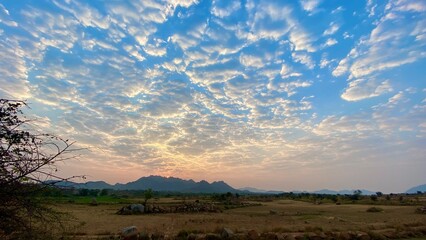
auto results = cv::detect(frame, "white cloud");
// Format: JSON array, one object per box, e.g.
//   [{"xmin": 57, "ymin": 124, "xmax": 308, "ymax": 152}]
[
  {"xmin": 240, "ymin": 53, "xmax": 264, "ymax": 68},
  {"xmin": 323, "ymin": 22, "xmax": 339, "ymax": 36},
  {"xmin": 289, "ymin": 27, "xmax": 316, "ymax": 52},
  {"xmin": 167, "ymin": 0, "xmax": 199, "ymax": 8},
  {"xmin": 211, "ymin": 1, "xmax": 241, "ymax": 18},
  {"xmin": 341, "ymin": 79, "xmax": 393, "ymax": 101},
  {"xmin": 323, "ymin": 38, "xmax": 338, "ymax": 47},
  {"xmin": 278, "ymin": 80, "xmax": 312, "ymax": 96},
  {"xmin": 280, "ymin": 63, "xmax": 302, "ymax": 78},
  {"xmin": 20, "ymin": 7, "xmax": 79, "ymax": 53},
  {"xmin": 292, "ymin": 51, "xmax": 315, "ymax": 69},
  {"xmin": 0, "ymin": 38, "xmax": 30, "ymax": 99},
  {"xmin": 0, "ymin": 3, "xmax": 18, "ymax": 27},
  {"xmin": 300, "ymin": 0, "xmax": 322, "ymax": 13},
  {"xmin": 333, "ymin": 0, "xmax": 426, "ymax": 79},
  {"xmin": 393, "ymin": 0, "xmax": 426, "ymax": 12},
  {"xmin": 53, "ymin": 1, "xmax": 110, "ymax": 29}
]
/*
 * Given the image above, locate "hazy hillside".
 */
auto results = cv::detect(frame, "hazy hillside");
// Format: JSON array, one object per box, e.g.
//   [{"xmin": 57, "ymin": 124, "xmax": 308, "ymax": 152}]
[
  {"xmin": 239, "ymin": 187, "xmax": 284, "ymax": 194},
  {"xmin": 406, "ymin": 184, "xmax": 426, "ymax": 193}
]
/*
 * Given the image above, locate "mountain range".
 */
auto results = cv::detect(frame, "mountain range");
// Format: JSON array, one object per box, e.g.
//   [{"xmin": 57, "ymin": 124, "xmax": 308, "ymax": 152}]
[
  {"xmin": 57, "ymin": 175, "xmax": 237, "ymax": 194},
  {"xmin": 405, "ymin": 184, "xmax": 426, "ymax": 194},
  {"xmin": 55, "ymin": 175, "xmax": 424, "ymax": 194}
]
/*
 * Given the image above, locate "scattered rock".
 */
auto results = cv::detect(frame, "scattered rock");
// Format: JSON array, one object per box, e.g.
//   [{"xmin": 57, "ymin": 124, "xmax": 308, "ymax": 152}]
[
  {"xmin": 151, "ymin": 232, "xmax": 165, "ymax": 240},
  {"xmin": 130, "ymin": 204, "xmax": 145, "ymax": 213},
  {"xmin": 139, "ymin": 232, "xmax": 150, "ymax": 240},
  {"xmin": 247, "ymin": 230, "xmax": 259, "ymax": 240},
  {"xmin": 205, "ymin": 233, "xmax": 221, "ymax": 240},
  {"xmin": 121, "ymin": 226, "xmax": 139, "ymax": 240},
  {"xmin": 221, "ymin": 228, "xmax": 234, "ymax": 239},
  {"xmin": 269, "ymin": 210, "xmax": 278, "ymax": 215},
  {"xmin": 357, "ymin": 232, "xmax": 371, "ymax": 240},
  {"xmin": 415, "ymin": 206, "xmax": 426, "ymax": 214},
  {"xmin": 260, "ymin": 232, "xmax": 278, "ymax": 240},
  {"xmin": 338, "ymin": 232, "xmax": 351, "ymax": 240},
  {"xmin": 117, "ymin": 204, "xmax": 145, "ymax": 215},
  {"xmin": 187, "ymin": 233, "xmax": 197, "ymax": 240}
]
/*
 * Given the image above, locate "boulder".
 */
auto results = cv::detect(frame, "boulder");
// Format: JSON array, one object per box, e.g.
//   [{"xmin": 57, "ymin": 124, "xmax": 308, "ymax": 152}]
[
  {"xmin": 151, "ymin": 232, "xmax": 165, "ymax": 240},
  {"xmin": 121, "ymin": 226, "xmax": 139, "ymax": 240},
  {"xmin": 415, "ymin": 206, "xmax": 426, "ymax": 214},
  {"xmin": 247, "ymin": 230, "xmax": 259, "ymax": 240},
  {"xmin": 187, "ymin": 233, "xmax": 197, "ymax": 240},
  {"xmin": 357, "ymin": 232, "xmax": 370, "ymax": 240},
  {"xmin": 130, "ymin": 204, "xmax": 145, "ymax": 214},
  {"xmin": 260, "ymin": 232, "xmax": 278, "ymax": 240},
  {"xmin": 117, "ymin": 204, "xmax": 145, "ymax": 215},
  {"xmin": 205, "ymin": 233, "xmax": 221, "ymax": 240},
  {"xmin": 221, "ymin": 228, "xmax": 234, "ymax": 239}
]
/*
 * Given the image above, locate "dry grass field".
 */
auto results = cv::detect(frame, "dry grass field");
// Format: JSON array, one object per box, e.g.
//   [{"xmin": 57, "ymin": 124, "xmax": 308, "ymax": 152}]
[{"xmin": 57, "ymin": 198, "xmax": 426, "ymax": 239}]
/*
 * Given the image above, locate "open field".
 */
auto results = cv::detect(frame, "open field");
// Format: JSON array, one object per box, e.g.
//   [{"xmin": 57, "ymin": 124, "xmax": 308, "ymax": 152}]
[{"xmin": 57, "ymin": 198, "xmax": 426, "ymax": 239}]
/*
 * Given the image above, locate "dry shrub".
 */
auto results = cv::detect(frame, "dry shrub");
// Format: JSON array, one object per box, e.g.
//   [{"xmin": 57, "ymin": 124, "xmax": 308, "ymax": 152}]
[{"xmin": 366, "ymin": 207, "xmax": 383, "ymax": 212}]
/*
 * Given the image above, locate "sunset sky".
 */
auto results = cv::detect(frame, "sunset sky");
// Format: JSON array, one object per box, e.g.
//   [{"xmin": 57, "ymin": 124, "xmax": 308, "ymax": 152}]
[{"xmin": 1, "ymin": 0, "xmax": 425, "ymax": 193}]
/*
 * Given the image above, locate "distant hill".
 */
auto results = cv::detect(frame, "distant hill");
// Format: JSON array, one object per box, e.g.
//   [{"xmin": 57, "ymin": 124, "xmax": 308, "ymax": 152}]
[
  {"xmin": 239, "ymin": 187, "xmax": 375, "ymax": 195},
  {"xmin": 239, "ymin": 187, "xmax": 284, "ymax": 194},
  {"xmin": 406, "ymin": 184, "xmax": 426, "ymax": 194},
  {"xmin": 313, "ymin": 189, "xmax": 376, "ymax": 195},
  {"xmin": 54, "ymin": 175, "xmax": 239, "ymax": 194}
]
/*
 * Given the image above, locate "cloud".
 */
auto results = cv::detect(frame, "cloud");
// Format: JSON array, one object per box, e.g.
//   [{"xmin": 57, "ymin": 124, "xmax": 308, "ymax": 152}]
[
  {"xmin": 280, "ymin": 63, "xmax": 302, "ymax": 78},
  {"xmin": 323, "ymin": 22, "xmax": 339, "ymax": 36},
  {"xmin": 247, "ymin": 1, "xmax": 292, "ymax": 41},
  {"xmin": 323, "ymin": 38, "xmax": 338, "ymax": 47},
  {"xmin": 52, "ymin": 1, "xmax": 110, "ymax": 29},
  {"xmin": 289, "ymin": 26, "xmax": 316, "ymax": 52},
  {"xmin": 278, "ymin": 80, "xmax": 312, "ymax": 97},
  {"xmin": 239, "ymin": 53, "xmax": 265, "ymax": 68},
  {"xmin": 19, "ymin": 7, "xmax": 80, "ymax": 53},
  {"xmin": 0, "ymin": 38, "xmax": 30, "ymax": 99},
  {"xmin": 292, "ymin": 51, "xmax": 315, "ymax": 69},
  {"xmin": 333, "ymin": 0, "xmax": 426, "ymax": 79},
  {"xmin": 341, "ymin": 79, "xmax": 393, "ymax": 101},
  {"xmin": 211, "ymin": 0, "xmax": 241, "ymax": 18},
  {"xmin": 300, "ymin": 0, "xmax": 322, "ymax": 13},
  {"xmin": 0, "ymin": 3, "xmax": 18, "ymax": 27}
]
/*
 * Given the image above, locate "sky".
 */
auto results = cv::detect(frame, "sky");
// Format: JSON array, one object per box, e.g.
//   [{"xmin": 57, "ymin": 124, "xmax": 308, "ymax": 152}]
[{"xmin": 1, "ymin": 0, "xmax": 425, "ymax": 193}]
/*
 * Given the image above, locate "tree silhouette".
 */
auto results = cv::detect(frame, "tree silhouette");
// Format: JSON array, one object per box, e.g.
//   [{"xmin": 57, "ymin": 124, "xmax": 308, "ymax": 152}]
[
  {"xmin": 143, "ymin": 188, "xmax": 153, "ymax": 210},
  {"xmin": 0, "ymin": 99, "xmax": 81, "ymax": 238}
]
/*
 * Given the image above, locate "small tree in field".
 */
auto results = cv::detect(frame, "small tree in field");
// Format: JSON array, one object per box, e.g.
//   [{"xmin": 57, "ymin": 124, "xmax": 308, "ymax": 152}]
[
  {"xmin": 0, "ymin": 99, "xmax": 80, "ymax": 238},
  {"xmin": 143, "ymin": 188, "xmax": 153, "ymax": 207}
]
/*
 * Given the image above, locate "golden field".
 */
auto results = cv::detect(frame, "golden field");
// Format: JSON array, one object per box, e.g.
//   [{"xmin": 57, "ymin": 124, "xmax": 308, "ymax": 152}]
[{"xmin": 56, "ymin": 198, "xmax": 426, "ymax": 239}]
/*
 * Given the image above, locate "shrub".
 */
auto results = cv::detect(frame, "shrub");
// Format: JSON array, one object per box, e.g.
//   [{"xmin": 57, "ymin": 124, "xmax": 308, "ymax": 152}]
[
  {"xmin": 366, "ymin": 207, "xmax": 383, "ymax": 212},
  {"xmin": 0, "ymin": 99, "xmax": 81, "ymax": 238}
]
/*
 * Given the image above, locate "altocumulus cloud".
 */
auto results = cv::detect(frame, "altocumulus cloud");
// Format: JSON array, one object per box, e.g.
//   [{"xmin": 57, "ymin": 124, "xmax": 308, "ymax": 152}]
[{"xmin": 1, "ymin": 0, "xmax": 425, "ymax": 192}]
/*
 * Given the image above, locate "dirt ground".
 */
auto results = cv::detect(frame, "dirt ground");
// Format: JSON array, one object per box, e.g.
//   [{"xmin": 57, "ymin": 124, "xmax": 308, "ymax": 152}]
[{"xmin": 57, "ymin": 199, "xmax": 426, "ymax": 238}]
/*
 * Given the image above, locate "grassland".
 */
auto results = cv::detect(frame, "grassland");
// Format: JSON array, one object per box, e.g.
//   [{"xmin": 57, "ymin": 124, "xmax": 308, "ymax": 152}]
[{"xmin": 54, "ymin": 196, "xmax": 426, "ymax": 239}]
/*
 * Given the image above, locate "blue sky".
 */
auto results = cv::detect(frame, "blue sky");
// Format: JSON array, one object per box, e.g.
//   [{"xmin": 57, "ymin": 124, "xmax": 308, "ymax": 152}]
[{"xmin": 1, "ymin": 0, "xmax": 425, "ymax": 192}]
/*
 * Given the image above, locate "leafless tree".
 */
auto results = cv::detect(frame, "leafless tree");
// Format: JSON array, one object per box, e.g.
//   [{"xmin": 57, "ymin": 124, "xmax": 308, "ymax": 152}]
[{"xmin": 0, "ymin": 99, "xmax": 82, "ymax": 239}]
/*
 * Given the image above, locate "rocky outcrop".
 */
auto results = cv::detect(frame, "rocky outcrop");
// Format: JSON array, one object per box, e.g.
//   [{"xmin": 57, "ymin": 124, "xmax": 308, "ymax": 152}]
[{"xmin": 117, "ymin": 204, "xmax": 145, "ymax": 215}]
